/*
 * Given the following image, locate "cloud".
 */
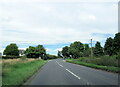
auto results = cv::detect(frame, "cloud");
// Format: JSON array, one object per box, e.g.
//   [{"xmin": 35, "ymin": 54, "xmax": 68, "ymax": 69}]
[
  {"xmin": 46, "ymin": 48, "xmax": 62, "ymax": 55},
  {"xmin": 0, "ymin": 0, "xmax": 119, "ymax": 3},
  {"xmin": 0, "ymin": 0, "xmax": 118, "ymax": 55}
]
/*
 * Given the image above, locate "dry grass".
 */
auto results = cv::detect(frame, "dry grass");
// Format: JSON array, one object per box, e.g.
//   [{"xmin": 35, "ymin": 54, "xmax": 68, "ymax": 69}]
[
  {"xmin": 1, "ymin": 58, "xmax": 39, "ymax": 66},
  {"xmin": 2, "ymin": 59, "xmax": 46, "ymax": 85}
]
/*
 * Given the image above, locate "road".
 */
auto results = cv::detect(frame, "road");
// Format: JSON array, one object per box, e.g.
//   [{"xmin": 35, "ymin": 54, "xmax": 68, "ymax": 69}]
[{"xmin": 25, "ymin": 59, "xmax": 118, "ymax": 85}]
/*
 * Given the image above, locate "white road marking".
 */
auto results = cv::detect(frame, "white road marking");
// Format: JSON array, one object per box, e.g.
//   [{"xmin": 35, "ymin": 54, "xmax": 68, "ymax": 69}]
[
  {"xmin": 59, "ymin": 64, "xmax": 64, "ymax": 67},
  {"xmin": 56, "ymin": 61, "xmax": 64, "ymax": 67},
  {"xmin": 56, "ymin": 61, "xmax": 80, "ymax": 80},
  {"xmin": 65, "ymin": 68, "xmax": 80, "ymax": 80}
]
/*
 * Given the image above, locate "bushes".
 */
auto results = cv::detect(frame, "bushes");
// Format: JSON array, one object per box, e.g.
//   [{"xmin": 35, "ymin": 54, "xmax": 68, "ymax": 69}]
[
  {"xmin": 44, "ymin": 54, "xmax": 58, "ymax": 60},
  {"xmin": 116, "ymin": 53, "xmax": 120, "ymax": 59},
  {"xmin": 71, "ymin": 55, "xmax": 118, "ymax": 67},
  {"xmin": 66, "ymin": 58, "xmax": 119, "ymax": 73},
  {"xmin": 2, "ymin": 56, "xmax": 19, "ymax": 59}
]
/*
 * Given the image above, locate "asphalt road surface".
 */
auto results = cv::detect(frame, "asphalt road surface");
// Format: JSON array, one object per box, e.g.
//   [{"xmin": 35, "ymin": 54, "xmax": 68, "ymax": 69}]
[{"xmin": 26, "ymin": 59, "xmax": 118, "ymax": 85}]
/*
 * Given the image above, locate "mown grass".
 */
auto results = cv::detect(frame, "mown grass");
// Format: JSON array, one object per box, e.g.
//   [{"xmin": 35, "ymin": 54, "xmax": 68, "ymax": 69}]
[
  {"xmin": 66, "ymin": 56, "xmax": 119, "ymax": 73},
  {"xmin": 2, "ymin": 58, "xmax": 47, "ymax": 86}
]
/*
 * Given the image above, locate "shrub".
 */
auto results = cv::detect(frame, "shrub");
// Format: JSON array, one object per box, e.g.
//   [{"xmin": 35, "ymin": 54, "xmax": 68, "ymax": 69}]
[
  {"xmin": 2, "ymin": 56, "xmax": 19, "ymax": 59},
  {"xmin": 77, "ymin": 56, "xmax": 118, "ymax": 67}
]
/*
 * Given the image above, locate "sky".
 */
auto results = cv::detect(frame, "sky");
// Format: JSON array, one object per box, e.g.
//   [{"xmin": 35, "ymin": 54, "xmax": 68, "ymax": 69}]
[{"xmin": 0, "ymin": 0, "xmax": 119, "ymax": 55}]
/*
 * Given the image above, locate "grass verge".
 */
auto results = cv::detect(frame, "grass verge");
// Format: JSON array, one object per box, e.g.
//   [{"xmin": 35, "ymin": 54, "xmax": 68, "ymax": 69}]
[
  {"xmin": 2, "ymin": 59, "xmax": 47, "ymax": 86},
  {"xmin": 66, "ymin": 59, "xmax": 119, "ymax": 73}
]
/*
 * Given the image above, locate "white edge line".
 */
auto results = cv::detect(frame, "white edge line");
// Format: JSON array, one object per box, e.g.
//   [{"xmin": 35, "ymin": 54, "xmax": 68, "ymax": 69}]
[{"xmin": 65, "ymin": 68, "xmax": 80, "ymax": 80}]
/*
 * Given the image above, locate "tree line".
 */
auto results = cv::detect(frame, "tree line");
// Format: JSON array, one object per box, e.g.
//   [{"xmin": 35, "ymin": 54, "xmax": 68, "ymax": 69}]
[
  {"xmin": 3, "ymin": 33, "xmax": 120, "ymax": 59},
  {"xmin": 58, "ymin": 33, "xmax": 120, "ymax": 58},
  {"xmin": 3, "ymin": 44, "xmax": 58, "ymax": 60}
]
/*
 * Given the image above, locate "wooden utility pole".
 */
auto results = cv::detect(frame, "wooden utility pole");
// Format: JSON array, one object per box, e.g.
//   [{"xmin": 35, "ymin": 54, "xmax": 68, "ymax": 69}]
[{"xmin": 91, "ymin": 39, "xmax": 93, "ymax": 57}]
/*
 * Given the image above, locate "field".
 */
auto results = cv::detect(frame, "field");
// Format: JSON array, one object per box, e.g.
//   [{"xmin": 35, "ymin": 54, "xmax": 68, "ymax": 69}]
[
  {"xmin": 66, "ymin": 56, "xmax": 119, "ymax": 73},
  {"xmin": 2, "ymin": 58, "xmax": 47, "ymax": 86}
]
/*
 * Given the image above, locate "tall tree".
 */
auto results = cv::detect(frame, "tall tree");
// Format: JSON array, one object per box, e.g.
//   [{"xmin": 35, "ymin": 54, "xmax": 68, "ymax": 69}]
[
  {"xmin": 83, "ymin": 44, "xmax": 90, "ymax": 57},
  {"xmin": 104, "ymin": 37, "xmax": 114, "ymax": 56},
  {"xmin": 84, "ymin": 44, "xmax": 89, "ymax": 51},
  {"xmin": 58, "ymin": 51, "xmax": 62, "ymax": 58},
  {"xmin": 3, "ymin": 43, "xmax": 19, "ymax": 56},
  {"xmin": 36, "ymin": 45, "xmax": 46, "ymax": 59},
  {"xmin": 113, "ymin": 33, "xmax": 120, "ymax": 54},
  {"xmin": 24, "ymin": 45, "xmax": 46, "ymax": 59},
  {"xmin": 62, "ymin": 46, "xmax": 69, "ymax": 58},
  {"xmin": 69, "ymin": 41, "xmax": 84, "ymax": 58},
  {"xmin": 93, "ymin": 41, "xmax": 104, "ymax": 56},
  {"xmin": 24, "ymin": 46, "xmax": 37, "ymax": 58}
]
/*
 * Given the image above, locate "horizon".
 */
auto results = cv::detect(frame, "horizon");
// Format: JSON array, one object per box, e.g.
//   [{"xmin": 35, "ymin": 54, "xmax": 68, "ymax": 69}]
[{"xmin": 0, "ymin": 0, "xmax": 118, "ymax": 55}]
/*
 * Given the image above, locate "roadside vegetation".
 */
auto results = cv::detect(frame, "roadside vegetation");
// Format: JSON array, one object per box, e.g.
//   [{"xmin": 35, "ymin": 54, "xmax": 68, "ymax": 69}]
[
  {"xmin": 58, "ymin": 33, "xmax": 120, "ymax": 73},
  {"xmin": 1, "ymin": 32, "xmax": 120, "ymax": 86},
  {"xmin": 66, "ymin": 55, "xmax": 119, "ymax": 73},
  {"xmin": 2, "ymin": 58, "xmax": 47, "ymax": 86},
  {"xmin": 2, "ymin": 43, "xmax": 58, "ymax": 86}
]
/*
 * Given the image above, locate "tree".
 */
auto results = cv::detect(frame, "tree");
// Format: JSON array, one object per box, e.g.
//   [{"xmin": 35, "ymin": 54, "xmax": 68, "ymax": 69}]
[
  {"xmin": 45, "ymin": 54, "xmax": 57, "ymax": 60},
  {"xmin": 24, "ymin": 45, "xmax": 46, "ymax": 59},
  {"xmin": 113, "ymin": 33, "xmax": 120, "ymax": 55},
  {"xmin": 69, "ymin": 41, "xmax": 84, "ymax": 58},
  {"xmin": 58, "ymin": 51, "xmax": 62, "ymax": 58},
  {"xmin": 62, "ymin": 46, "xmax": 70, "ymax": 58},
  {"xmin": 3, "ymin": 43, "xmax": 19, "ymax": 56},
  {"xmin": 83, "ymin": 44, "xmax": 90, "ymax": 57},
  {"xmin": 93, "ymin": 41, "xmax": 104, "ymax": 56},
  {"xmin": 104, "ymin": 37, "xmax": 114, "ymax": 56},
  {"xmin": 36, "ymin": 45, "xmax": 46, "ymax": 59},
  {"xmin": 24, "ymin": 46, "xmax": 37, "ymax": 58},
  {"xmin": 84, "ymin": 44, "xmax": 89, "ymax": 51}
]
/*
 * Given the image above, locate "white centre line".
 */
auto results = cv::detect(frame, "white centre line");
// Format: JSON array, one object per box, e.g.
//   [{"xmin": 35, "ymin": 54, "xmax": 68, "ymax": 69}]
[
  {"xmin": 65, "ymin": 68, "xmax": 80, "ymax": 80},
  {"xmin": 56, "ymin": 61, "xmax": 64, "ymax": 67},
  {"xmin": 59, "ymin": 64, "xmax": 64, "ymax": 67},
  {"xmin": 56, "ymin": 61, "xmax": 80, "ymax": 80}
]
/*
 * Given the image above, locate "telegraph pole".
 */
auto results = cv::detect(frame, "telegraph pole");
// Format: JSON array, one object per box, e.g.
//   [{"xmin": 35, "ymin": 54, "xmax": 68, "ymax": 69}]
[{"xmin": 91, "ymin": 39, "xmax": 93, "ymax": 57}]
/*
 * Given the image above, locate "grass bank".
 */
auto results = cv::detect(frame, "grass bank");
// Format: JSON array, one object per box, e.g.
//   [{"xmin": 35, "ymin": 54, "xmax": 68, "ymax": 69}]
[
  {"xmin": 66, "ymin": 56, "xmax": 119, "ymax": 73},
  {"xmin": 2, "ymin": 58, "xmax": 47, "ymax": 86}
]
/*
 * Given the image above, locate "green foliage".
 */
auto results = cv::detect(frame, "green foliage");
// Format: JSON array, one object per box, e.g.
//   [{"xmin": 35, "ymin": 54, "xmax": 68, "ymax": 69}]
[
  {"xmin": 69, "ymin": 41, "xmax": 84, "ymax": 58},
  {"xmin": 57, "ymin": 51, "xmax": 62, "ymax": 58},
  {"xmin": 45, "ymin": 54, "xmax": 58, "ymax": 60},
  {"xmin": 83, "ymin": 49, "xmax": 90, "ymax": 57},
  {"xmin": 84, "ymin": 44, "xmax": 89, "ymax": 51},
  {"xmin": 104, "ymin": 33, "xmax": 120, "ymax": 56},
  {"xmin": 2, "ymin": 56, "xmax": 19, "ymax": 59},
  {"xmin": 113, "ymin": 33, "xmax": 120, "ymax": 54},
  {"xmin": 3, "ymin": 43, "xmax": 19, "ymax": 57},
  {"xmin": 83, "ymin": 44, "xmax": 90, "ymax": 57},
  {"xmin": 104, "ymin": 37, "xmax": 114, "ymax": 56},
  {"xmin": 62, "ymin": 46, "xmax": 70, "ymax": 58},
  {"xmin": 24, "ymin": 45, "xmax": 46, "ymax": 59},
  {"xmin": 66, "ymin": 58, "xmax": 119, "ymax": 73},
  {"xmin": 36, "ymin": 45, "xmax": 46, "ymax": 57},
  {"xmin": 2, "ymin": 60, "xmax": 46, "ymax": 85},
  {"xmin": 93, "ymin": 41, "xmax": 104, "ymax": 56},
  {"xmin": 77, "ymin": 56, "xmax": 118, "ymax": 67}
]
